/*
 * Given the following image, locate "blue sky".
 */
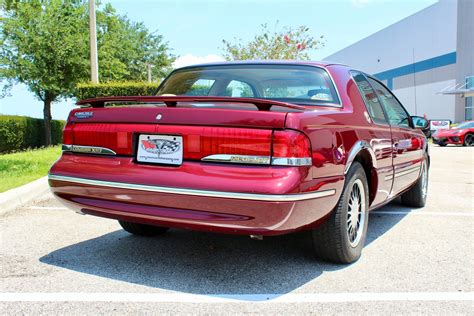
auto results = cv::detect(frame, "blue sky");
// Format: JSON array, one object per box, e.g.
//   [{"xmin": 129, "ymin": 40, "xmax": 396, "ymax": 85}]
[{"xmin": 0, "ymin": 0, "xmax": 437, "ymax": 120}]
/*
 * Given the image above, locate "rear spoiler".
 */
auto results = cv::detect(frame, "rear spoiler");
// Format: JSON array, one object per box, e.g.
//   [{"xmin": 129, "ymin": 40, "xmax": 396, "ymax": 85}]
[{"xmin": 76, "ymin": 96, "xmax": 306, "ymax": 111}]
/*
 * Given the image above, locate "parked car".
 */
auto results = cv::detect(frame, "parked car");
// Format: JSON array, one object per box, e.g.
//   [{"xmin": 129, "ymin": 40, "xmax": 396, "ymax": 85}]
[
  {"xmin": 432, "ymin": 121, "xmax": 474, "ymax": 146},
  {"xmin": 49, "ymin": 61, "xmax": 429, "ymax": 263}
]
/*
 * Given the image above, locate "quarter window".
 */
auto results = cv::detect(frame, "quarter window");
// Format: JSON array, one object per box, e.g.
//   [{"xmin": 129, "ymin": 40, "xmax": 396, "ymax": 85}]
[
  {"xmin": 368, "ymin": 78, "xmax": 410, "ymax": 128},
  {"xmin": 351, "ymin": 71, "xmax": 387, "ymax": 124}
]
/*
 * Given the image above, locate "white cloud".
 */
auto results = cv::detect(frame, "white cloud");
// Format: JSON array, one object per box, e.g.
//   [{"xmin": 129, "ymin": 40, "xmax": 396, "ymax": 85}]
[{"xmin": 172, "ymin": 54, "xmax": 226, "ymax": 69}]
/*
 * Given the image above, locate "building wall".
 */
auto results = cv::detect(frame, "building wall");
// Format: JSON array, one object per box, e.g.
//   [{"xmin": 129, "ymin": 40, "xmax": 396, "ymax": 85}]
[
  {"xmin": 455, "ymin": 0, "xmax": 474, "ymax": 120},
  {"xmin": 324, "ymin": 0, "xmax": 462, "ymax": 121}
]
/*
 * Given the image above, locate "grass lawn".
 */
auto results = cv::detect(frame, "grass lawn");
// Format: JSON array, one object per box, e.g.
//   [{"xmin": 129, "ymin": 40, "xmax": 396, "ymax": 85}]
[{"xmin": 0, "ymin": 146, "xmax": 61, "ymax": 193}]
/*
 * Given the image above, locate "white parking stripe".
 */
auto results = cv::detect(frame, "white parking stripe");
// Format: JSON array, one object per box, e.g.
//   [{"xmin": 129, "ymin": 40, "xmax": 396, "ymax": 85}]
[
  {"xmin": 28, "ymin": 206, "xmax": 68, "ymax": 210},
  {"xmin": 0, "ymin": 292, "xmax": 472, "ymax": 303},
  {"xmin": 371, "ymin": 211, "xmax": 473, "ymax": 217}
]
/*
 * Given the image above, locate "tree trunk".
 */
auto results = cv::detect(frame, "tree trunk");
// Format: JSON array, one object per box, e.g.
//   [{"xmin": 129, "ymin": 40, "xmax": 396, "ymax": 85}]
[{"xmin": 43, "ymin": 98, "xmax": 52, "ymax": 146}]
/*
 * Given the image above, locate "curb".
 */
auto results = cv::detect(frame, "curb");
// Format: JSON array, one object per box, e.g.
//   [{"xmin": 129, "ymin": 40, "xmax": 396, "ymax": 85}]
[{"xmin": 0, "ymin": 176, "xmax": 51, "ymax": 215}]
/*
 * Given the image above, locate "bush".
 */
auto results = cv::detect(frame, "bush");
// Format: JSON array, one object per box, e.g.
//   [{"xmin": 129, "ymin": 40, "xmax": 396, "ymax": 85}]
[
  {"xmin": 75, "ymin": 81, "xmax": 159, "ymax": 100},
  {"xmin": 0, "ymin": 115, "xmax": 65, "ymax": 153}
]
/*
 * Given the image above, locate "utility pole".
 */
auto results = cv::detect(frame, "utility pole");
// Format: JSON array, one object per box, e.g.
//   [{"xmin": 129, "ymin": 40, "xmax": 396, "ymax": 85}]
[
  {"xmin": 89, "ymin": 0, "xmax": 99, "ymax": 83},
  {"xmin": 147, "ymin": 63, "xmax": 152, "ymax": 82}
]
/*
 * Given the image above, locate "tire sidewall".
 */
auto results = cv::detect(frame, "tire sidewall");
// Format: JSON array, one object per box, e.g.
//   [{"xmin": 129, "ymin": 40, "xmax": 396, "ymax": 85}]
[
  {"xmin": 338, "ymin": 162, "xmax": 370, "ymax": 261},
  {"xmin": 464, "ymin": 134, "xmax": 473, "ymax": 146}
]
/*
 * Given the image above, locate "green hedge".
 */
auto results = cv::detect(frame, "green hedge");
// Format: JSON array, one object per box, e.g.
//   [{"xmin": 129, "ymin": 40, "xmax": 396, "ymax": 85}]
[
  {"xmin": 0, "ymin": 115, "xmax": 65, "ymax": 153},
  {"xmin": 75, "ymin": 81, "xmax": 159, "ymax": 100}
]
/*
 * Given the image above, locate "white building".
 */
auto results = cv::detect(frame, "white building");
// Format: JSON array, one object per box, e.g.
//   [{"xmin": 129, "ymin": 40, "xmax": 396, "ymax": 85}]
[{"xmin": 324, "ymin": 0, "xmax": 473, "ymax": 123}]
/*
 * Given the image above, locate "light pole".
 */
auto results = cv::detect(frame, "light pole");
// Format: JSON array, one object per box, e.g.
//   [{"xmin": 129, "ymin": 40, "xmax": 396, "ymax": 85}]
[
  {"xmin": 147, "ymin": 63, "xmax": 154, "ymax": 82},
  {"xmin": 89, "ymin": 0, "xmax": 99, "ymax": 83}
]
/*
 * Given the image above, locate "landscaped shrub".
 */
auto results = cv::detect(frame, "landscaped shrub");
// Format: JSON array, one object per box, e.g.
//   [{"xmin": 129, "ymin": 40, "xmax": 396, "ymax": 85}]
[
  {"xmin": 0, "ymin": 115, "xmax": 65, "ymax": 153},
  {"xmin": 75, "ymin": 81, "xmax": 159, "ymax": 100}
]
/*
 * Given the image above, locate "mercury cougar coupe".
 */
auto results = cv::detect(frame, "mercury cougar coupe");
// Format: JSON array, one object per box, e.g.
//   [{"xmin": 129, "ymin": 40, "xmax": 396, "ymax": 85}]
[{"xmin": 49, "ymin": 61, "xmax": 429, "ymax": 263}]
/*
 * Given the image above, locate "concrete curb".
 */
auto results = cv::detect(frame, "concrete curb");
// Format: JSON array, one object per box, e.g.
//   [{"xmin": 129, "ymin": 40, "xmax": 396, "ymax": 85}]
[{"xmin": 0, "ymin": 176, "xmax": 51, "ymax": 215}]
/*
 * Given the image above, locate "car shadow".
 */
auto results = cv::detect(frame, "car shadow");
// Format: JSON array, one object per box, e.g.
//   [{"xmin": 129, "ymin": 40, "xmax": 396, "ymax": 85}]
[{"xmin": 39, "ymin": 199, "xmax": 414, "ymax": 298}]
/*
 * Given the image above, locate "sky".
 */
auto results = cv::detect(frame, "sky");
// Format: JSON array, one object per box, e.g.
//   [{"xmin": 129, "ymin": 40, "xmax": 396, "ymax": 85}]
[{"xmin": 0, "ymin": 0, "xmax": 438, "ymax": 120}]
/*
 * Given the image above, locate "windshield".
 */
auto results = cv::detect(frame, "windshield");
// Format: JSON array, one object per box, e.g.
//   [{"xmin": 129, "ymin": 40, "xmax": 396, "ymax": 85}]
[
  {"xmin": 456, "ymin": 121, "xmax": 474, "ymax": 129},
  {"xmin": 156, "ymin": 64, "xmax": 340, "ymax": 106}
]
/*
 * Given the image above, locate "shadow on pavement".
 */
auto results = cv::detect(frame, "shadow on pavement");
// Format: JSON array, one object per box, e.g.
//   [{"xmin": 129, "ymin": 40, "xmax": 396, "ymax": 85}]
[{"xmin": 40, "ymin": 199, "xmax": 414, "ymax": 297}]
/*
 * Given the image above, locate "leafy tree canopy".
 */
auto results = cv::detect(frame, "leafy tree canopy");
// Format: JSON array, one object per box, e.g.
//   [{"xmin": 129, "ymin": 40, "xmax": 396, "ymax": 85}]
[
  {"xmin": 221, "ymin": 22, "xmax": 325, "ymax": 61},
  {"xmin": 1, "ymin": 0, "xmax": 174, "ymax": 144}
]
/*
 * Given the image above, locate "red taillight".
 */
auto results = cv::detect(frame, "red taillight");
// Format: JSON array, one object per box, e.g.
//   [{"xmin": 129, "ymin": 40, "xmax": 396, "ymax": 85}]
[
  {"xmin": 272, "ymin": 130, "xmax": 312, "ymax": 158},
  {"xmin": 64, "ymin": 123, "xmax": 312, "ymax": 166},
  {"xmin": 62, "ymin": 122, "xmax": 74, "ymax": 145},
  {"xmin": 184, "ymin": 127, "xmax": 272, "ymax": 159},
  {"xmin": 271, "ymin": 130, "xmax": 312, "ymax": 166}
]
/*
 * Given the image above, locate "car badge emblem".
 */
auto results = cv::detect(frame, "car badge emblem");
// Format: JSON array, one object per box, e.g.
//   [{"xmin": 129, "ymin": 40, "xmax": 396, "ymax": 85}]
[
  {"xmin": 74, "ymin": 111, "xmax": 93, "ymax": 119},
  {"xmin": 156, "ymin": 114, "xmax": 163, "ymax": 120}
]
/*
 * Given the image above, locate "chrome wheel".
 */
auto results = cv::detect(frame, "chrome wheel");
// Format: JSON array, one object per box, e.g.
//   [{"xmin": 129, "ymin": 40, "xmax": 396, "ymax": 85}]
[
  {"xmin": 421, "ymin": 162, "xmax": 428, "ymax": 199},
  {"xmin": 347, "ymin": 179, "xmax": 366, "ymax": 247}
]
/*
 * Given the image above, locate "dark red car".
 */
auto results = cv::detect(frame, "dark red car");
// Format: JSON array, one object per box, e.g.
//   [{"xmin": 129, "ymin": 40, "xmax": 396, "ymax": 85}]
[
  {"xmin": 432, "ymin": 121, "xmax": 474, "ymax": 146},
  {"xmin": 49, "ymin": 62, "xmax": 429, "ymax": 263}
]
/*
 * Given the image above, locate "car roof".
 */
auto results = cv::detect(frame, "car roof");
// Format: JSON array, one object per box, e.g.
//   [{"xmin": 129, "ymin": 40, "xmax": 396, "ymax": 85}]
[{"xmin": 175, "ymin": 60, "xmax": 347, "ymax": 70}]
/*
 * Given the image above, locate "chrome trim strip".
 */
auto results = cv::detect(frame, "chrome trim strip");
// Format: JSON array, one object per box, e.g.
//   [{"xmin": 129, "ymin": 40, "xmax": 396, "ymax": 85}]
[
  {"xmin": 201, "ymin": 155, "xmax": 312, "ymax": 166},
  {"xmin": 384, "ymin": 166, "xmax": 420, "ymax": 181},
  {"xmin": 321, "ymin": 66, "xmax": 343, "ymax": 107},
  {"xmin": 62, "ymin": 145, "xmax": 116, "ymax": 155},
  {"xmin": 271, "ymin": 157, "xmax": 312, "ymax": 166},
  {"xmin": 48, "ymin": 174, "xmax": 336, "ymax": 202},
  {"xmin": 201, "ymin": 154, "xmax": 271, "ymax": 165}
]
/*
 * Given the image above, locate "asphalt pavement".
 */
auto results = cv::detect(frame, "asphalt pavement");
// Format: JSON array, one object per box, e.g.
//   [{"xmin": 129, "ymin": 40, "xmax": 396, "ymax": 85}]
[{"xmin": 1, "ymin": 145, "xmax": 473, "ymax": 315}]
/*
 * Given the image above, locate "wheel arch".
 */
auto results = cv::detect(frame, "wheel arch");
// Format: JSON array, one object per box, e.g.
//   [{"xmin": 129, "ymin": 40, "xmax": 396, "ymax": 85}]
[{"xmin": 344, "ymin": 141, "xmax": 378, "ymax": 205}]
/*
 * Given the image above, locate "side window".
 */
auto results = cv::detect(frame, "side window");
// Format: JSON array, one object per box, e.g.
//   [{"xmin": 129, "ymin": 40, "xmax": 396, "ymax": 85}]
[
  {"xmin": 368, "ymin": 78, "xmax": 410, "ymax": 128},
  {"xmin": 351, "ymin": 71, "xmax": 387, "ymax": 125},
  {"xmin": 184, "ymin": 79, "xmax": 215, "ymax": 96},
  {"xmin": 224, "ymin": 80, "xmax": 254, "ymax": 97}
]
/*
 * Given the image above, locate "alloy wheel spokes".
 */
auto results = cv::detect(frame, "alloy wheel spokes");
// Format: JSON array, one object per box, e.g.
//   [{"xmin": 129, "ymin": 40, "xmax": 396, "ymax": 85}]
[{"xmin": 347, "ymin": 179, "xmax": 366, "ymax": 247}]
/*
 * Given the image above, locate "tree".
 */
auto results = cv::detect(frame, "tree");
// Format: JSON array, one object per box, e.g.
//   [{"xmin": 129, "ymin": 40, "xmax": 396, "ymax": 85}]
[
  {"xmin": 1, "ymin": 0, "xmax": 89, "ymax": 145},
  {"xmin": 96, "ymin": 4, "xmax": 174, "ymax": 81},
  {"xmin": 222, "ymin": 23, "xmax": 325, "ymax": 61},
  {"xmin": 1, "ymin": 0, "xmax": 174, "ymax": 145}
]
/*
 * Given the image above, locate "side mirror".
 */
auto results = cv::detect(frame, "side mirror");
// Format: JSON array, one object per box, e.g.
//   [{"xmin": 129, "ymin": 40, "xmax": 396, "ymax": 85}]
[{"xmin": 411, "ymin": 116, "xmax": 429, "ymax": 129}]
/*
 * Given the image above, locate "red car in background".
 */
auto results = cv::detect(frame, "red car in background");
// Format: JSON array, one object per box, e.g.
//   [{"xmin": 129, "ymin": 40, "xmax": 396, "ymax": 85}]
[
  {"xmin": 48, "ymin": 62, "xmax": 429, "ymax": 263},
  {"xmin": 432, "ymin": 121, "xmax": 474, "ymax": 146}
]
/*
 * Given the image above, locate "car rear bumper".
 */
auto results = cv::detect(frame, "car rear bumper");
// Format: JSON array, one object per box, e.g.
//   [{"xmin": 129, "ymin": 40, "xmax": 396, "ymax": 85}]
[{"xmin": 48, "ymin": 154, "xmax": 343, "ymax": 235}]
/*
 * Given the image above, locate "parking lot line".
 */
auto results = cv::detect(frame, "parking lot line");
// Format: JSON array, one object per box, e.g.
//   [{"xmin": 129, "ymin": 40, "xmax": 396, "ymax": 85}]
[
  {"xmin": 370, "ymin": 211, "xmax": 473, "ymax": 217},
  {"xmin": 0, "ymin": 292, "xmax": 472, "ymax": 303},
  {"xmin": 27, "ymin": 206, "xmax": 68, "ymax": 210}
]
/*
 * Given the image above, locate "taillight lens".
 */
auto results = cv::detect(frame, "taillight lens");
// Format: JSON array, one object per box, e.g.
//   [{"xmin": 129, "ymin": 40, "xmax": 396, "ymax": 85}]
[
  {"xmin": 184, "ymin": 127, "xmax": 272, "ymax": 159},
  {"xmin": 63, "ymin": 123, "xmax": 312, "ymax": 166},
  {"xmin": 271, "ymin": 130, "xmax": 312, "ymax": 166},
  {"xmin": 62, "ymin": 122, "xmax": 74, "ymax": 145}
]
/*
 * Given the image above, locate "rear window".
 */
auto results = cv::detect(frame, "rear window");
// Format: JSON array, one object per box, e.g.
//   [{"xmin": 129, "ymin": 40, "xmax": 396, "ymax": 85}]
[{"xmin": 157, "ymin": 64, "xmax": 340, "ymax": 106}]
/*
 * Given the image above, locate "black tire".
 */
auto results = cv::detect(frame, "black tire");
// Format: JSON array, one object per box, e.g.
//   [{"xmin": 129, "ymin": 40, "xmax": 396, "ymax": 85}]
[
  {"xmin": 401, "ymin": 157, "xmax": 429, "ymax": 208},
  {"xmin": 118, "ymin": 220, "xmax": 169, "ymax": 237},
  {"xmin": 311, "ymin": 162, "xmax": 369, "ymax": 264},
  {"xmin": 463, "ymin": 133, "xmax": 473, "ymax": 146},
  {"xmin": 438, "ymin": 142, "xmax": 447, "ymax": 147}
]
